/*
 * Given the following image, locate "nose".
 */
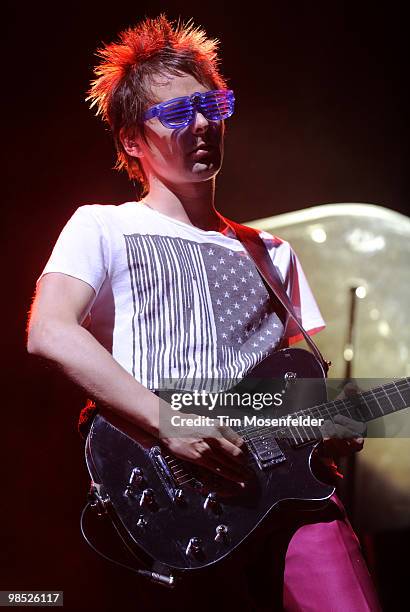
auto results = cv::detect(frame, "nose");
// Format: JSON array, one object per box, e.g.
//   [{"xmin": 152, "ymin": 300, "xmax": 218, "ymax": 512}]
[{"xmin": 190, "ymin": 110, "xmax": 209, "ymax": 133}]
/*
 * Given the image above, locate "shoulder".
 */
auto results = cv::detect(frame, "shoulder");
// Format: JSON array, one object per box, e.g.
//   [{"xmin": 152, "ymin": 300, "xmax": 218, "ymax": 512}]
[
  {"xmin": 256, "ymin": 228, "xmax": 295, "ymax": 266},
  {"xmin": 71, "ymin": 201, "xmax": 136, "ymax": 219},
  {"xmin": 258, "ymin": 228, "xmax": 288, "ymax": 249},
  {"xmin": 67, "ymin": 201, "xmax": 140, "ymax": 230}
]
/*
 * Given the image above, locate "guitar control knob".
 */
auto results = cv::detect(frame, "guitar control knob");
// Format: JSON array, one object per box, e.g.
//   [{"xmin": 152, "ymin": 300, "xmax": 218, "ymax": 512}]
[
  {"xmin": 214, "ymin": 524, "xmax": 228, "ymax": 543},
  {"xmin": 125, "ymin": 467, "xmax": 144, "ymax": 496},
  {"xmin": 139, "ymin": 488, "xmax": 155, "ymax": 507},
  {"xmin": 203, "ymin": 492, "xmax": 220, "ymax": 512},
  {"xmin": 283, "ymin": 371, "xmax": 297, "ymax": 392},
  {"xmin": 137, "ymin": 515, "xmax": 147, "ymax": 528},
  {"xmin": 186, "ymin": 537, "xmax": 202, "ymax": 557},
  {"xmin": 173, "ymin": 488, "xmax": 185, "ymax": 504}
]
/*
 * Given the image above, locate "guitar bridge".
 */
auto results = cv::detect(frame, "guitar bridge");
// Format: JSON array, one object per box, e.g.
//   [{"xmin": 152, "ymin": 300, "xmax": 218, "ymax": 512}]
[{"xmin": 150, "ymin": 446, "xmax": 180, "ymax": 501}]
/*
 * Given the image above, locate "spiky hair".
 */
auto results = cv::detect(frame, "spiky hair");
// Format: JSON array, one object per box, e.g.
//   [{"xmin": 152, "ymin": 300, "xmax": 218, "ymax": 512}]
[{"xmin": 86, "ymin": 14, "xmax": 228, "ymax": 196}]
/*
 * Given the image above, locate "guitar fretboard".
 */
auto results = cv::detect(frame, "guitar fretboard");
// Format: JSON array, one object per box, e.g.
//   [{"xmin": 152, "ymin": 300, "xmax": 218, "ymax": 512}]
[{"xmin": 235, "ymin": 378, "xmax": 410, "ymax": 449}]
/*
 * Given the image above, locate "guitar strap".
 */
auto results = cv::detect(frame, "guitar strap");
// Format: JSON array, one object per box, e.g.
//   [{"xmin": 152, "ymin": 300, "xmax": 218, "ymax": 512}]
[{"xmin": 222, "ymin": 216, "xmax": 330, "ymax": 375}]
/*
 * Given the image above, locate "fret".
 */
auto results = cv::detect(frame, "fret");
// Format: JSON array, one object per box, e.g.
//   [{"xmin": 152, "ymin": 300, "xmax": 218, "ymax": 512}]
[
  {"xmin": 367, "ymin": 388, "xmax": 392, "ymax": 417},
  {"xmin": 297, "ymin": 412, "xmax": 317, "ymax": 441},
  {"xmin": 304, "ymin": 423, "xmax": 317, "ymax": 441},
  {"xmin": 290, "ymin": 410, "xmax": 310, "ymax": 442},
  {"xmin": 320, "ymin": 401, "xmax": 335, "ymax": 421},
  {"xmin": 380, "ymin": 386, "xmax": 397, "ymax": 412},
  {"xmin": 341, "ymin": 399, "xmax": 355, "ymax": 420},
  {"xmin": 288, "ymin": 425, "xmax": 304, "ymax": 444},
  {"xmin": 358, "ymin": 393, "xmax": 376, "ymax": 419},
  {"xmin": 298, "ymin": 423, "xmax": 309, "ymax": 441},
  {"xmin": 326, "ymin": 398, "xmax": 351, "ymax": 420},
  {"xmin": 327, "ymin": 400, "xmax": 344, "ymax": 421},
  {"xmin": 281, "ymin": 426, "xmax": 299, "ymax": 445},
  {"xmin": 381, "ymin": 381, "xmax": 410, "ymax": 411},
  {"xmin": 281, "ymin": 408, "xmax": 316, "ymax": 445},
  {"xmin": 391, "ymin": 381, "xmax": 409, "ymax": 409},
  {"xmin": 306, "ymin": 407, "xmax": 325, "ymax": 441},
  {"xmin": 306, "ymin": 406, "xmax": 324, "ymax": 422}
]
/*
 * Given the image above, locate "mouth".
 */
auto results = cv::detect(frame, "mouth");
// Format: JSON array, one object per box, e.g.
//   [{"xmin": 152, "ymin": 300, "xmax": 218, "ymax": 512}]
[{"xmin": 189, "ymin": 143, "xmax": 217, "ymax": 154}]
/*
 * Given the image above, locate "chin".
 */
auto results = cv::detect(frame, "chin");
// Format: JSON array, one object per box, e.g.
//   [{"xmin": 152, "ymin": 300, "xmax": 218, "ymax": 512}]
[{"xmin": 190, "ymin": 161, "xmax": 222, "ymax": 178}]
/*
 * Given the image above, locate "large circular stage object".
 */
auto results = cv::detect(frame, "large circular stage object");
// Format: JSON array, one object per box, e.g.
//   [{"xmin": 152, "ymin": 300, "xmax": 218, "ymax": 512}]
[{"xmin": 246, "ymin": 203, "xmax": 410, "ymax": 530}]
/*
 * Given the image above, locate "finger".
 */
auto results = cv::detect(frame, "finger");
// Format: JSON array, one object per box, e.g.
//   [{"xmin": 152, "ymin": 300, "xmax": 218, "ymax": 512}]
[
  {"xmin": 208, "ymin": 446, "xmax": 253, "ymax": 480},
  {"xmin": 322, "ymin": 434, "xmax": 365, "ymax": 457},
  {"xmin": 207, "ymin": 435, "xmax": 251, "ymax": 469},
  {"xmin": 320, "ymin": 419, "xmax": 338, "ymax": 439},
  {"xmin": 322, "ymin": 422, "xmax": 353, "ymax": 440},
  {"xmin": 206, "ymin": 426, "xmax": 248, "ymax": 458},
  {"xmin": 351, "ymin": 437, "xmax": 364, "ymax": 449},
  {"xmin": 333, "ymin": 414, "xmax": 360, "ymax": 425},
  {"xmin": 344, "ymin": 382, "xmax": 360, "ymax": 396},
  {"xmin": 218, "ymin": 425, "xmax": 247, "ymax": 449},
  {"xmin": 335, "ymin": 381, "xmax": 360, "ymax": 401},
  {"xmin": 333, "ymin": 415, "xmax": 367, "ymax": 436}
]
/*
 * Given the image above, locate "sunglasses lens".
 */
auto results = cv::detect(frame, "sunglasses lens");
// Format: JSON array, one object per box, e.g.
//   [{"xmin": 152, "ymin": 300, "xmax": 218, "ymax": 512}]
[
  {"xmin": 202, "ymin": 91, "xmax": 234, "ymax": 120},
  {"xmin": 161, "ymin": 99, "xmax": 193, "ymax": 127}
]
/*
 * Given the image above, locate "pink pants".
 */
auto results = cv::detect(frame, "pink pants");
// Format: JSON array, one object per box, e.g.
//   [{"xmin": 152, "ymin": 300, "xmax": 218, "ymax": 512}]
[
  {"xmin": 229, "ymin": 494, "xmax": 382, "ymax": 612},
  {"xmin": 281, "ymin": 495, "xmax": 382, "ymax": 611}
]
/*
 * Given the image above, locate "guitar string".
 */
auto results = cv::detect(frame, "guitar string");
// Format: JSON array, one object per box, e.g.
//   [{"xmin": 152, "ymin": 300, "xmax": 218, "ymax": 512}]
[
  {"xmin": 167, "ymin": 379, "xmax": 410, "ymax": 449},
  {"xmin": 234, "ymin": 379, "xmax": 410, "ymax": 438},
  {"xmin": 167, "ymin": 380, "xmax": 410, "ymax": 447},
  {"xmin": 161, "ymin": 379, "xmax": 410, "ymax": 484}
]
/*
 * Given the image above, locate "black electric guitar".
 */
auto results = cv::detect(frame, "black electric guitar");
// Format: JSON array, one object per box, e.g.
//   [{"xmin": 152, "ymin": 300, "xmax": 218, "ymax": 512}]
[{"xmin": 84, "ymin": 348, "xmax": 410, "ymax": 578}]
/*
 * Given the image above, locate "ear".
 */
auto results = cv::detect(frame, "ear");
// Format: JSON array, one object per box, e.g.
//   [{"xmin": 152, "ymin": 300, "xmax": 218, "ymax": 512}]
[{"xmin": 120, "ymin": 127, "xmax": 144, "ymax": 158}]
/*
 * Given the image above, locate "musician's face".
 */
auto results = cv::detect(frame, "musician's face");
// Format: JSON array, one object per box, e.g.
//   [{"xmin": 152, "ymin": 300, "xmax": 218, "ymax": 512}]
[{"xmin": 122, "ymin": 73, "xmax": 225, "ymax": 187}]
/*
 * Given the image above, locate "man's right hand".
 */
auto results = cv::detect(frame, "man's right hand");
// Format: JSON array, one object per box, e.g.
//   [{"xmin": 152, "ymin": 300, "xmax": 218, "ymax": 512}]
[{"xmin": 161, "ymin": 417, "xmax": 253, "ymax": 486}]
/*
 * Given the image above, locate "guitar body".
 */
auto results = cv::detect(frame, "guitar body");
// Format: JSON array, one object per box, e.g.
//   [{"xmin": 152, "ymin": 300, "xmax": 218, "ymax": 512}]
[{"xmin": 85, "ymin": 348, "xmax": 334, "ymax": 571}]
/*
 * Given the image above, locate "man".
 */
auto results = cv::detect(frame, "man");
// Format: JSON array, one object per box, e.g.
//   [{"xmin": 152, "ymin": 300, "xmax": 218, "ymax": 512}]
[{"xmin": 27, "ymin": 15, "xmax": 381, "ymax": 611}]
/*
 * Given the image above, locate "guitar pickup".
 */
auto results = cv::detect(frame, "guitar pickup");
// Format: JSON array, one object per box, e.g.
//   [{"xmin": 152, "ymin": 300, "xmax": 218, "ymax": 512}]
[{"xmin": 248, "ymin": 437, "xmax": 286, "ymax": 470}]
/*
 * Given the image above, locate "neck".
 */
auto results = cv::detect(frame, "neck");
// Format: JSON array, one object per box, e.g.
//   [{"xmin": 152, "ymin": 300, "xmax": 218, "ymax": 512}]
[
  {"xmin": 229, "ymin": 377, "xmax": 410, "ymax": 453},
  {"xmin": 140, "ymin": 176, "xmax": 225, "ymax": 232}
]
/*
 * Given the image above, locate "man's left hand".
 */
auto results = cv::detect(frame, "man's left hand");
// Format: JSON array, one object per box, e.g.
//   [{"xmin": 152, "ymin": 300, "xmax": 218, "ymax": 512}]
[{"xmin": 319, "ymin": 382, "xmax": 367, "ymax": 457}]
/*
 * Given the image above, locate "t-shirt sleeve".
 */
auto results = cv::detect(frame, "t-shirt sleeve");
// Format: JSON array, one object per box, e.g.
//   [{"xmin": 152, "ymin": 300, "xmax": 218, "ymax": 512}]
[
  {"xmin": 261, "ymin": 232, "xmax": 326, "ymax": 345},
  {"xmin": 37, "ymin": 205, "xmax": 108, "ymax": 294}
]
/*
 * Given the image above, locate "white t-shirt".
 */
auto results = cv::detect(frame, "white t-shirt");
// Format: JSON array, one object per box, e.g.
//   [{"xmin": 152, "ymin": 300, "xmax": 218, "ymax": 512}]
[{"xmin": 39, "ymin": 202, "xmax": 325, "ymax": 391}]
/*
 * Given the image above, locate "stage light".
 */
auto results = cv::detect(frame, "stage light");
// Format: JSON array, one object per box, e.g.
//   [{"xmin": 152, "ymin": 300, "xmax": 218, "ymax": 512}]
[
  {"xmin": 309, "ymin": 226, "xmax": 327, "ymax": 243},
  {"xmin": 355, "ymin": 286, "xmax": 367, "ymax": 298}
]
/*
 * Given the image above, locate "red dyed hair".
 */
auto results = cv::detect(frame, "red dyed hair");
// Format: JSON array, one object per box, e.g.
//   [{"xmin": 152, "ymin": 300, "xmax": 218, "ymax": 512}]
[{"xmin": 87, "ymin": 14, "xmax": 228, "ymax": 196}]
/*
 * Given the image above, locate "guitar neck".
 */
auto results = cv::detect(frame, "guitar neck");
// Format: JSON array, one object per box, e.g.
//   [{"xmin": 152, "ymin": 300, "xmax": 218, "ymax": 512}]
[
  {"xmin": 235, "ymin": 378, "xmax": 410, "ymax": 452},
  {"xmin": 313, "ymin": 377, "xmax": 410, "ymax": 424}
]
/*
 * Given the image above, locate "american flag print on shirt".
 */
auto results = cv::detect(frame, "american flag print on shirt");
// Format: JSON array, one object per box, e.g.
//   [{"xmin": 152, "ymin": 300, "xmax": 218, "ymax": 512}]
[{"xmin": 124, "ymin": 233, "xmax": 285, "ymax": 392}]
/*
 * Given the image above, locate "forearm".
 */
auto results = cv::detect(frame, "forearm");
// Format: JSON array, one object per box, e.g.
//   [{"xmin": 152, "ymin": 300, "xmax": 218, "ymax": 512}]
[{"xmin": 27, "ymin": 321, "xmax": 167, "ymax": 437}]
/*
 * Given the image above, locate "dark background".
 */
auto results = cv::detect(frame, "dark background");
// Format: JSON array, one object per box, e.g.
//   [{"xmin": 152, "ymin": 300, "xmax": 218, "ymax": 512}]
[{"xmin": 4, "ymin": 1, "xmax": 408, "ymax": 610}]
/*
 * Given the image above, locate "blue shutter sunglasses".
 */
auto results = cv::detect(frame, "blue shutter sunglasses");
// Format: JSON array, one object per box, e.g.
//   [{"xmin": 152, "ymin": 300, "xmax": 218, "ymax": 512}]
[{"xmin": 143, "ymin": 89, "xmax": 235, "ymax": 129}]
